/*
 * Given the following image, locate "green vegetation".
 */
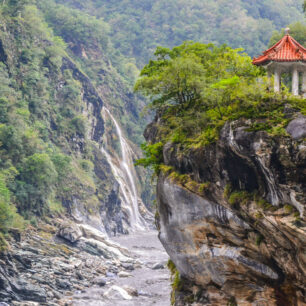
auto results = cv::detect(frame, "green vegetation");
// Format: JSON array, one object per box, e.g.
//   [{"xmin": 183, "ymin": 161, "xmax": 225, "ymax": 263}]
[
  {"xmin": 54, "ymin": 0, "xmax": 304, "ymax": 67},
  {"xmin": 228, "ymin": 191, "xmax": 252, "ymax": 206},
  {"xmin": 135, "ymin": 142, "xmax": 163, "ymax": 174},
  {"xmin": 0, "ymin": 0, "xmax": 304, "ymax": 242},
  {"xmin": 255, "ymin": 234, "xmax": 264, "ymax": 246},
  {"xmin": 0, "ymin": 0, "xmax": 117, "ymax": 240},
  {"xmin": 227, "ymin": 297, "xmax": 238, "ymax": 306},
  {"xmin": 270, "ymin": 22, "xmax": 306, "ymax": 46},
  {"xmin": 167, "ymin": 259, "xmax": 183, "ymax": 305},
  {"xmin": 37, "ymin": 0, "xmax": 147, "ymax": 147},
  {"xmin": 135, "ymin": 42, "xmax": 305, "ymax": 174}
]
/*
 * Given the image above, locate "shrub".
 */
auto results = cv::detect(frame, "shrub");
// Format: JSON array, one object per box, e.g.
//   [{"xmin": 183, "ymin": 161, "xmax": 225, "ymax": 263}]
[
  {"xmin": 0, "ymin": 174, "xmax": 25, "ymax": 233},
  {"xmin": 228, "ymin": 191, "xmax": 250, "ymax": 206},
  {"xmin": 135, "ymin": 142, "xmax": 164, "ymax": 174},
  {"xmin": 70, "ymin": 115, "xmax": 87, "ymax": 137},
  {"xmin": 17, "ymin": 153, "xmax": 57, "ymax": 216}
]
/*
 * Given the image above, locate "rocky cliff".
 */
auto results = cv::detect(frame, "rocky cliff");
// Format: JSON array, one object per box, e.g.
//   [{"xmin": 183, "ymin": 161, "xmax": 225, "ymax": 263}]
[
  {"xmin": 146, "ymin": 111, "xmax": 306, "ymax": 305},
  {"xmin": 0, "ymin": 0, "xmax": 152, "ymax": 236}
]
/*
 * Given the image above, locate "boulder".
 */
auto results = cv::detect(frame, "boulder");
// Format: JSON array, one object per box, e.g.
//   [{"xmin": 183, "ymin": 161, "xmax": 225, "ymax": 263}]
[
  {"xmin": 123, "ymin": 285, "xmax": 138, "ymax": 297},
  {"xmin": 121, "ymin": 263, "xmax": 135, "ymax": 271},
  {"xmin": 151, "ymin": 262, "xmax": 164, "ymax": 270},
  {"xmin": 79, "ymin": 224, "xmax": 130, "ymax": 256},
  {"xmin": 77, "ymin": 237, "xmax": 130, "ymax": 262},
  {"xmin": 286, "ymin": 116, "xmax": 306, "ymax": 140},
  {"xmin": 12, "ymin": 302, "xmax": 39, "ymax": 306},
  {"xmin": 56, "ymin": 279, "xmax": 72, "ymax": 290},
  {"xmin": 103, "ymin": 285, "xmax": 132, "ymax": 300},
  {"xmin": 93, "ymin": 277, "xmax": 106, "ymax": 287},
  {"xmin": 57, "ymin": 222, "xmax": 82, "ymax": 243}
]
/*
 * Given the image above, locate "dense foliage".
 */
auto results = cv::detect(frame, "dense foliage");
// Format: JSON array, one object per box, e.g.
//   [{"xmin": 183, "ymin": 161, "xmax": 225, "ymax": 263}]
[
  {"xmin": 0, "ymin": 0, "xmax": 100, "ymax": 235},
  {"xmin": 135, "ymin": 42, "xmax": 305, "ymax": 172},
  {"xmin": 0, "ymin": 0, "xmax": 152, "ymax": 240},
  {"xmin": 54, "ymin": 0, "xmax": 304, "ymax": 66}
]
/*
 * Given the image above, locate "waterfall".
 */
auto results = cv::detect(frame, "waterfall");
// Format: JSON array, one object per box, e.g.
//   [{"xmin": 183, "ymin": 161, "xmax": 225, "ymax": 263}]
[{"xmin": 101, "ymin": 107, "xmax": 147, "ymax": 231}]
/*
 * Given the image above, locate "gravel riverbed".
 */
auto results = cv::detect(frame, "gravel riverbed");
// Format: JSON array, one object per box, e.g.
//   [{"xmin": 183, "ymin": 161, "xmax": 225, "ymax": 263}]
[{"xmin": 72, "ymin": 231, "xmax": 171, "ymax": 306}]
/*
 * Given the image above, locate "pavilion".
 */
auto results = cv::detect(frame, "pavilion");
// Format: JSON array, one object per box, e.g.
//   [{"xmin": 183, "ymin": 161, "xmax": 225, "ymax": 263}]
[{"xmin": 253, "ymin": 28, "xmax": 306, "ymax": 97}]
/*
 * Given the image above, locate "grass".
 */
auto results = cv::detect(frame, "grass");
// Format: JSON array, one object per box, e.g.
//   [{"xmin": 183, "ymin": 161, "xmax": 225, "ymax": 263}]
[
  {"xmin": 228, "ymin": 191, "xmax": 251, "ymax": 206},
  {"xmin": 0, "ymin": 232, "xmax": 9, "ymax": 252},
  {"xmin": 167, "ymin": 259, "xmax": 184, "ymax": 305},
  {"xmin": 255, "ymin": 234, "xmax": 264, "ymax": 246},
  {"xmin": 160, "ymin": 166, "xmax": 210, "ymax": 196}
]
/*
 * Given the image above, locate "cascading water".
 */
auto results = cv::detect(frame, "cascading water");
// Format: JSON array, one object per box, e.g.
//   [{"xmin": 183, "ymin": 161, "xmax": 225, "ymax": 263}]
[{"xmin": 101, "ymin": 107, "xmax": 147, "ymax": 231}]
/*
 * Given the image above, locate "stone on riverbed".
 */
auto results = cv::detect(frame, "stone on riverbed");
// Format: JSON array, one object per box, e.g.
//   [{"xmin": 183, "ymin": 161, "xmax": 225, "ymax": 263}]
[
  {"xmin": 123, "ymin": 285, "xmax": 138, "ymax": 297},
  {"xmin": 151, "ymin": 262, "xmax": 165, "ymax": 270},
  {"xmin": 93, "ymin": 277, "xmax": 107, "ymax": 287},
  {"xmin": 118, "ymin": 271, "xmax": 131, "ymax": 278},
  {"xmin": 11, "ymin": 302, "xmax": 39, "ymax": 306},
  {"xmin": 121, "ymin": 263, "xmax": 135, "ymax": 271},
  {"xmin": 77, "ymin": 237, "xmax": 131, "ymax": 262},
  {"xmin": 103, "ymin": 285, "xmax": 132, "ymax": 300}
]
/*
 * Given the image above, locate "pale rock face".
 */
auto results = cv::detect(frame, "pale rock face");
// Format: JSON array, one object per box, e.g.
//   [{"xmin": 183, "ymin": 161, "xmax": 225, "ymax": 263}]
[{"xmin": 77, "ymin": 223, "xmax": 131, "ymax": 262}]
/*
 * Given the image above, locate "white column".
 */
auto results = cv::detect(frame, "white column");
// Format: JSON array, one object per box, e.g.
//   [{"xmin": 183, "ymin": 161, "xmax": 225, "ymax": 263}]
[
  {"xmin": 292, "ymin": 66, "xmax": 299, "ymax": 96},
  {"xmin": 267, "ymin": 70, "xmax": 272, "ymax": 91},
  {"xmin": 274, "ymin": 69, "xmax": 281, "ymax": 93},
  {"xmin": 302, "ymin": 71, "xmax": 306, "ymax": 98}
]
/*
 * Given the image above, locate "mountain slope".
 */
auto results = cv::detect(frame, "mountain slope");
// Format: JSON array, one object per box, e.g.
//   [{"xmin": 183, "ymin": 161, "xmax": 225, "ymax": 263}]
[
  {"xmin": 0, "ymin": 0, "xmax": 151, "ymax": 237},
  {"xmin": 54, "ymin": 0, "xmax": 304, "ymax": 66}
]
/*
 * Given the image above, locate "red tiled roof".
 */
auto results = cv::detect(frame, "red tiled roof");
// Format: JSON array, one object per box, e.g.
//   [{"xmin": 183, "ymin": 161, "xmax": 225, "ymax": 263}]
[{"xmin": 253, "ymin": 34, "xmax": 306, "ymax": 65}]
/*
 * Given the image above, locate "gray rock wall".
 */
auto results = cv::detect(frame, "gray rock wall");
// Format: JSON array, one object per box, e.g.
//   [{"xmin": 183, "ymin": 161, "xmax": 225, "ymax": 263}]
[{"xmin": 154, "ymin": 118, "xmax": 306, "ymax": 305}]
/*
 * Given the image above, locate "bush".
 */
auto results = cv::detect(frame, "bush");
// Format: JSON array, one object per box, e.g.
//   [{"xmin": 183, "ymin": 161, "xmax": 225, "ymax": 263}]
[
  {"xmin": 0, "ymin": 174, "xmax": 25, "ymax": 233},
  {"xmin": 135, "ymin": 142, "xmax": 163, "ymax": 174},
  {"xmin": 70, "ymin": 115, "xmax": 87, "ymax": 136},
  {"xmin": 17, "ymin": 153, "xmax": 57, "ymax": 215},
  {"xmin": 228, "ymin": 191, "xmax": 251, "ymax": 206}
]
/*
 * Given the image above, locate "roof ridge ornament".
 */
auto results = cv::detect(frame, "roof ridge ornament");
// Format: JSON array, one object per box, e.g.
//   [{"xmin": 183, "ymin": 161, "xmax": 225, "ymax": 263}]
[{"xmin": 285, "ymin": 27, "xmax": 290, "ymax": 35}]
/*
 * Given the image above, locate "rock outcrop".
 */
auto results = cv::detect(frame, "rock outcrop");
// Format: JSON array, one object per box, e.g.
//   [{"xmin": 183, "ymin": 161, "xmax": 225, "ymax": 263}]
[
  {"xmin": 0, "ymin": 220, "xmax": 134, "ymax": 304},
  {"xmin": 147, "ymin": 114, "xmax": 306, "ymax": 305}
]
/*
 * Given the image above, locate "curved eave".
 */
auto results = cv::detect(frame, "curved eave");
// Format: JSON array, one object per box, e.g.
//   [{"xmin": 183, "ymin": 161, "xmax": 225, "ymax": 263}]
[
  {"xmin": 253, "ymin": 59, "xmax": 306, "ymax": 66},
  {"xmin": 253, "ymin": 34, "xmax": 306, "ymax": 66}
]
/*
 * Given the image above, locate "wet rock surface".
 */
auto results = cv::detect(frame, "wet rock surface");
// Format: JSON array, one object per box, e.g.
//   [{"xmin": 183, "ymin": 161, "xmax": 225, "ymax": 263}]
[
  {"xmin": 72, "ymin": 231, "xmax": 171, "ymax": 306},
  {"xmin": 0, "ymin": 221, "xmax": 170, "ymax": 305},
  {"xmin": 146, "ymin": 115, "xmax": 306, "ymax": 305}
]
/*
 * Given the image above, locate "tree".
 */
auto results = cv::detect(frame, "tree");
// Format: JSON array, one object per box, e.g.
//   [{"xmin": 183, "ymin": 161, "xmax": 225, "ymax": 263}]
[
  {"xmin": 135, "ymin": 42, "xmax": 262, "ymax": 113},
  {"xmin": 16, "ymin": 153, "xmax": 57, "ymax": 216}
]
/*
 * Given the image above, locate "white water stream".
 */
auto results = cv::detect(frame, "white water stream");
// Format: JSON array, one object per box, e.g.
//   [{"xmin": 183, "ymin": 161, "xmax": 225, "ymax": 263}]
[{"xmin": 101, "ymin": 107, "xmax": 147, "ymax": 231}]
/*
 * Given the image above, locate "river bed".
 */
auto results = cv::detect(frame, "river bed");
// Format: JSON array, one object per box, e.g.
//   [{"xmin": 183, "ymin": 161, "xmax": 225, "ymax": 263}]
[{"xmin": 72, "ymin": 231, "xmax": 171, "ymax": 306}]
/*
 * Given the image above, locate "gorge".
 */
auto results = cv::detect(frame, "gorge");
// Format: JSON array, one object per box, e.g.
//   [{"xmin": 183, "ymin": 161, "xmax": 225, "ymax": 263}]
[{"xmin": 0, "ymin": 0, "xmax": 305, "ymax": 305}]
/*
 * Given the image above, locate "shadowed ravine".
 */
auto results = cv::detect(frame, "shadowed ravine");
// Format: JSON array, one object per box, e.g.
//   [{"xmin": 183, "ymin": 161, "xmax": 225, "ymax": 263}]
[{"xmin": 72, "ymin": 231, "xmax": 171, "ymax": 305}]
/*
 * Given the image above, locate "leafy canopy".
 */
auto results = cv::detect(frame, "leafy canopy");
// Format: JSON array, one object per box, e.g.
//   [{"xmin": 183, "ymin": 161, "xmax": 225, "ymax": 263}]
[
  {"xmin": 135, "ymin": 42, "xmax": 305, "ymax": 174},
  {"xmin": 135, "ymin": 42, "xmax": 263, "ymax": 116}
]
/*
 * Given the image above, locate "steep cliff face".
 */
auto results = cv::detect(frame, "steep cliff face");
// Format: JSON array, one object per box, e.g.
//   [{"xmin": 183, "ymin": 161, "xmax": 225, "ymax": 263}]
[
  {"xmin": 0, "ymin": 1, "xmax": 151, "ymax": 236},
  {"xmin": 147, "ymin": 113, "xmax": 306, "ymax": 305}
]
